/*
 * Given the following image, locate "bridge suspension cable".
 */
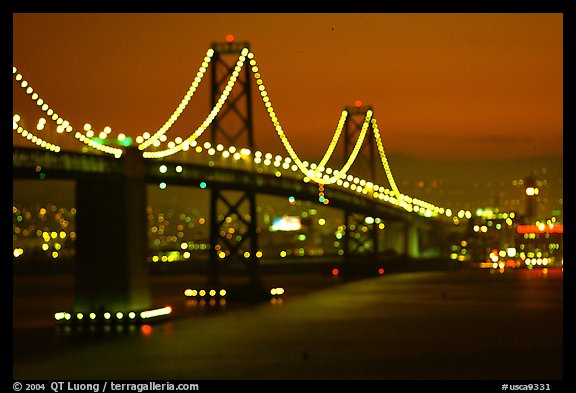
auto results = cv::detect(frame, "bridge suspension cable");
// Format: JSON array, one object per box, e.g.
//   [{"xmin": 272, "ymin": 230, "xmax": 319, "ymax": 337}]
[
  {"xmin": 371, "ymin": 117, "xmax": 401, "ymax": 200},
  {"xmin": 12, "ymin": 67, "xmax": 124, "ymax": 158},
  {"xmin": 13, "ymin": 114, "xmax": 61, "ymax": 153},
  {"xmin": 136, "ymin": 48, "xmax": 215, "ymax": 150},
  {"xmin": 317, "ymin": 110, "xmax": 347, "ymax": 170},
  {"xmin": 247, "ymin": 51, "xmax": 377, "ymax": 186},
  {"xmin": 141, "ymin": 48, "xmax": 250, "ymax": 159}
]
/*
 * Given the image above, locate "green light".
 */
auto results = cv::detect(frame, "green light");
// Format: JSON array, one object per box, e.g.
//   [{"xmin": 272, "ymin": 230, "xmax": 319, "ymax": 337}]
[
  {"xmin": 39, "ymin": 172, "xmax": 46, "ymax": 180},
  {"xmin": 117, "ymin": 137, "xmax": 133, "ymax": 147},
  {"xmin": 91, "ymin": 137, "xmax": 133, "ymax": 147},
  {"xmin": 200, "ymin": 182, "xmax": 207, "ymax": 189},
  {"xmin": 90, "ymin": 138, "xmax": 105, "ymax": 145}
]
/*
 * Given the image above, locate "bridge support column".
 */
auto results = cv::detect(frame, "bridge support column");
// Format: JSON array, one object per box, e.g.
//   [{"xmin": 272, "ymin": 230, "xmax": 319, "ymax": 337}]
[
  {"xmin": 74, "ymin": 148, "xmax": 151, "ymax": 313},
  {"xmin": 381, "ymin": 220, "xmax": 418, "ymax": 258},
  {"xmin": 405, "ymin": 221, "xmax": 420, "ymax": 259},
  {"xmin": 381, "ymin": 221, "xmax": 405, "ymax": 257}
]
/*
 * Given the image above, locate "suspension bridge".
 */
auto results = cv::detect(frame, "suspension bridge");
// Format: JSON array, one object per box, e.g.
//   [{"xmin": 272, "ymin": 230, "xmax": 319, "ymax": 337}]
[{"xmin": 13, "ymin": 40, "xmax": 472, "ymax": 323}]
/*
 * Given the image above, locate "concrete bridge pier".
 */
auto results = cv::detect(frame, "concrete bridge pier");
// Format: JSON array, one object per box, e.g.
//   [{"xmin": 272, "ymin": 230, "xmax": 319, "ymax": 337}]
[
  {"xmin": 381, "ymin": 220, "xmax": 420, "ymax": 258},
  {"xmin": 405, "ymin": 220, "xmax": 420, "ymax": 258},
  {"xmin": 74, "ymin": 148, "xmax": 151, "ymax": 313},
  {"xmin": 382, "ymin": 218, "xmax": 450, "ymax": 260}
]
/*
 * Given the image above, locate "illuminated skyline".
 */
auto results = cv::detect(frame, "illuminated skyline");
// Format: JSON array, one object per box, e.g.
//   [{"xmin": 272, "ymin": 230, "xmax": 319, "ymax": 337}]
[{"xmin": 12, "ymin": 13, "xmax": 563, "ymax": 160}]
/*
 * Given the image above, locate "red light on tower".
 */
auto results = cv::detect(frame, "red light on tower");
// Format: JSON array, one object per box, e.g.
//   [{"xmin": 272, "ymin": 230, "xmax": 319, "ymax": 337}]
[
  {"xmin": 225, "ymin": 34, "xmax": 234, "ymax": 43},
  {"xmin": 354, "ymin": 100, "xmax": 362, "ymax": 108}
]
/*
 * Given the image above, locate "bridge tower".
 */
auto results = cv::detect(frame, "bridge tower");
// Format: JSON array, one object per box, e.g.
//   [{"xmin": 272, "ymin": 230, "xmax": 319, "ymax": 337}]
[
  {"xmin": 75, "ymin": 148, "xmax": 151, "ymax": 314},
  {"xmin": 207, "ymin": 40, "xmax": 262, "ymax": 297},
  {"xmin": 341, "ymin": 105, "xmax": 380, "ymax": 277}
]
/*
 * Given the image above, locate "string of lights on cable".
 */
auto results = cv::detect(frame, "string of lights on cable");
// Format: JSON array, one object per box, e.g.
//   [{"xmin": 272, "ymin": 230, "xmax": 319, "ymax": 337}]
[
  {"xmin": 12, "ymin": 66, "xmax": 124, "ymax": 158},
  {"xmin": 13, "ymin": 114, "xmax": 61, "ymax": 153},
  {"xmin": 140, "ymin": 48, "xmax": 249, "ymax": 158},
  {"xmin": 247, "ymin": 51, "xmax": 379, "ymax": 186},
  {"xmin": 136, "ymin": 48, "xmax": 215, "ymax": 150}
]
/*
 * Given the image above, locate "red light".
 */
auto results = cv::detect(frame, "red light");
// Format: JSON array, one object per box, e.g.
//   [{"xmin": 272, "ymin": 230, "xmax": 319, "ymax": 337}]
[
  {"xmin": 354, "ymin": 100, "xmax": 362, "ymax": 108},
  {"xmin": 516, "ymin": 224, "xmax": 563, "ymax": 234},
  {"xmin": 141, "ymin": 324, "xmax": 152, "ymax": 335},
  {"xmin": 378, "ymin": 268, "xmax": 385, "ymax": 275},
  {"xmin": 331, "ymin": 268, "xmax": 339, "ymax": 277},
  {"xmin": 225, "ymin": 34, "xmax": 234, "ymax": 43}
]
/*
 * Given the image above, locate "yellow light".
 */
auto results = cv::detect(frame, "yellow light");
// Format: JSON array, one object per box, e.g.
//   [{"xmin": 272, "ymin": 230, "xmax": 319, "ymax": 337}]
[
  {"xmin": 140, "ymin": 306, "xmax": 172, "ymax": 319},
  {"xmin": 270, "ymin": 287, "xmax": 285, "ymax": 296},
  {"xmin": 138, "ymin": 48, "xmax": 217, "ymax": 152}
]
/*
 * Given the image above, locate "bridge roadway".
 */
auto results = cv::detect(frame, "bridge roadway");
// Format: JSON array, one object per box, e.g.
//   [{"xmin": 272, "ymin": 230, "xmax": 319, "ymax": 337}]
[
  {"xmin": 12, "ymin": 147, "xmax": 440, "ymax": 224},
  {"xmin": 12, "ymin": 267, "xmax": 563, "ymax": 381}
]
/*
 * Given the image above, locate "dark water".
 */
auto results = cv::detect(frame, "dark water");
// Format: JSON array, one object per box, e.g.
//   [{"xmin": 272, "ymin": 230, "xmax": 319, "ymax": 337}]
[{"xmin": 13, "ymin": 267, "xmax": 563, "ymax": 380}]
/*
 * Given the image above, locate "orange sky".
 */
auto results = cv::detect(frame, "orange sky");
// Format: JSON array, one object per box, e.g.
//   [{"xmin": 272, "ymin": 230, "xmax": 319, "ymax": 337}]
[{"xmin": 12, "ymin": 13, "xmax": 563, "ymax": 160}]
